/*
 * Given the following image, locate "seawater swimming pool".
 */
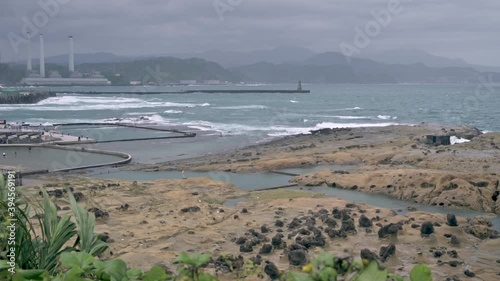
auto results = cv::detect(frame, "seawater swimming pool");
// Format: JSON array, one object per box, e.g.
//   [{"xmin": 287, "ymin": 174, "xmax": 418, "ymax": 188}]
[{"xmin": 0, "ymin": 146, "xmax": 125, "ymax": 172}]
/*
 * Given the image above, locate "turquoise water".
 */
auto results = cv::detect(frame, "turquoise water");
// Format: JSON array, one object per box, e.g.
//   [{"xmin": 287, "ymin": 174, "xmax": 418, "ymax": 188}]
[{"xmin": 2, "ymin": 84, "xmax": 498, "ymax": 163}]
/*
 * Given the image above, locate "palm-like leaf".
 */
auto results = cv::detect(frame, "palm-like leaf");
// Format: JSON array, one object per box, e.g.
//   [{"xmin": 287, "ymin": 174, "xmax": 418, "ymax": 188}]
[
  {"xmin": 36, "ymin": 190, "xmax": 77, "ymax": 272},
  {"xmin": 68, "ymin": 190, "xmax": 108, "ymax": 256}
]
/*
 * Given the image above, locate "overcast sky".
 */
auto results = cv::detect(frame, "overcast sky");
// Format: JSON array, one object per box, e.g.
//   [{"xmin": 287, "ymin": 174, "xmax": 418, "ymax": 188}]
[{"xmin": 1, "ymin": 0, "xmax": 499, "ymax": 66}]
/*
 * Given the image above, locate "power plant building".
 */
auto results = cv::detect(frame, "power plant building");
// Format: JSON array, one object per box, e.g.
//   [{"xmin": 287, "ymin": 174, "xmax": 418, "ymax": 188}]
[{"xmin": 21, "ymin": 35, "xmax": 110, "ymax": 86}]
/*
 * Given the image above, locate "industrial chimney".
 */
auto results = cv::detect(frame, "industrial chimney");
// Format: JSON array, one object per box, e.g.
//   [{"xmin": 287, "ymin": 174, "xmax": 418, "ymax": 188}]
[
  {"xmin": 27, "ymin": 32, "xmax": 32, "ymax": 72},
  {"xmin": 39, "ymin": 34, "xmax": 45, "ymax": 78},
  {"xmin": 69, "ymin": 35, "xmax": 74, "ymax": 73}
]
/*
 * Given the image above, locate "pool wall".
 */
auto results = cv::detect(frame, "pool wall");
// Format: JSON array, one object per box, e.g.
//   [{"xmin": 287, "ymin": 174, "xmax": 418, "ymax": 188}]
[{"xmin": 0, "ymin": 144, "xmax": 132, "ymax": 174}]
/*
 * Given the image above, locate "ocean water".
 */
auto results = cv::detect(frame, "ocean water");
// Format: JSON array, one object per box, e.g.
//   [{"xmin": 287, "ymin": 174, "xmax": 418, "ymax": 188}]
[{"xmin": 2, "ymin": 84, "xmax": 499, "ymax": 163}]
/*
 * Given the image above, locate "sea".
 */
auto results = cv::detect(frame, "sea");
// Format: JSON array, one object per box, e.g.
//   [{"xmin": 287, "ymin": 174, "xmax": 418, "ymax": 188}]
[{"xmin": 1, "ymin": 83, "xmax": 499, "ymax": 163}]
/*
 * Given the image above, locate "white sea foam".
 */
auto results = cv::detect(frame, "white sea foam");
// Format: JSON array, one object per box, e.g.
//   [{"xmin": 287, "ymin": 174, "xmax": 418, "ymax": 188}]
[
  {"xmin": 290, "ymin": 100, "xmax": 299, "ymax": 103},
  {"xmin": 101, "ymin": 114, "xmax": 173, "ymax": 125},
  {"xmin": 181, "ymin": 119, "xmax": 399, "ymax": 137},
  {"xmin": 183, "ymin": 120, "xmax": 269, "ymax": 135},
  {"xmin": 37, "ymin": 96, "xmax": 142, "ymax": 105},
  {"xmin": 332, "ymin": 115, "xmax": 371, "ymax": 120},
  {"xmin": 126, "ymin": 112, "xmax": 158, "ymax": 116},
  {"xmin": 213, "ymin": 105, "xmax": 267, "ymax": 110},
  {"xmin": 164, "ymin": 102, "xmax": 210, "ymax": 108},
  {"xmin": 164, "ymin": 110, "xmax": 183, "ymax": 114},
  {"xmin": 29, "ymin": 97, "xmax": 210, "ymax": 110},
  {"xmin": 267, "ymin": 122, "xmax": 399, "ymax": 137}
]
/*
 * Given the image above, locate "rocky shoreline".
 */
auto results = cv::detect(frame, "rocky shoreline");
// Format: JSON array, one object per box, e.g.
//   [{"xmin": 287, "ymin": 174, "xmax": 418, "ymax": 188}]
[
  {"xmin": 131, "ymin": 124, "xmax": 500, "ymax": 214},
  {"xmin": 22, "ymin": 123, "xmax": 500, "ymax": 280},
  {"xmin": 25, "ymin": 176, "xmax": 499, "ymax": 280}
]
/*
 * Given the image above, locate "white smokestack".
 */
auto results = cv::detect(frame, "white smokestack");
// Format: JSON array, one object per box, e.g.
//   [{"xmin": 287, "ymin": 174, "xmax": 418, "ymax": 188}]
[
  {"xmin": 69, "ymin": 35, "xmax": 74, "ymax": 73},
  {"xmin": 39, "ymin": 34, "xmax": 45, "ymax": 78},
  {"xmin": 27, "ymin": 32, "xmax": 32, "ymax": 71}
]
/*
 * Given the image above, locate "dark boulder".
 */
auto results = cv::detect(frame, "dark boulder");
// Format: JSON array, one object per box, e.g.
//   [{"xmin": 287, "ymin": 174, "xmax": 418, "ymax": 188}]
[
  {"xmin": 379, "ymin": 244, "xmax": 396, "ymax": 262},
  {"xmin": 180, "ymin": 206, "xmax": 201, "ymax": 213},
  {"xmin": 324, "ymin": 217, "xmax": 337, "ymax": 228},
  {"xmin": 448, "ymin": 250, "xmax": 458, "ymax": 258},
  {"xmin": 450, "ymin": 235, "xmax": 460, "ymax": 245},
  {"xmin": 288, "ymin": 249, "xmax": 307, "ymax": 266},
  {"xmin": 358, "ymin": 215, "xmax": 373, "ymax": 227},
  {"xmin": 259, "ymin": 244, "xmax": 273, "ymax": 254},
  {"xmin": 378, "ymin": 223, "xmax": 399, "ymax": 238},
  {"xmin": 340, "ymin": 218, "xmax": 357, "ymax": 234},
  {"xmin": 288, "ymin": 217, "xmax": 302, "ymax": 230},
  {"xmin": 464, "ymin": 269, "xmax": 475, "ymax": 277},
  {"xmin": 446, "ymin": 214, "xmax": 458, "ymax": 227},
  {"xmin": 264, "ymin": 261, "xmax": 280, "ymax": 280},
  {"xmin": 332, "ymin": 208, "xmax": 342, "ymax": 219},
  {"xmin": 88, "ymin": 208, "xmax": 109, "ymax": 218},
  {"xmin": 239, "ymin": 243, "xmax": 253, "ymax": 253},
  {"xmin": 73, "ymin": 192, "xmax": 85, "ymax": 202},
  {"xmin": 235, "ymin": 236, "xmax": 247, "ymax": 245},
  {"xmin": 297, "ymin": 236, "xmax": 326, "ymax": 249},
  {"xmin": 271, "ymin": 234, "xmax": 286, "ymax": 249},
  {"xmin": 433, "ymin": 250, "xmax": 444, "ymax": 258},
  {"xmin": 326, "ymin": 228, "xmax": 347, "ymax": 238},
  {"xmin": 275, "ymin": 220, "xmax": 284, "ymax": 227},
  {"xmin": 360, "ymin": 248, "xmax": 379, "ymax": 262},
  {"xmin": 420, "ymin": 221, "xmax": 435, "ymax": 236},
  {"xmin": 341, "ymin": 209, "xmax": 351, "ymax": 220},
  {"xmin": 261, "ymin": 224, "xmax": 271, "ymax": 233}
]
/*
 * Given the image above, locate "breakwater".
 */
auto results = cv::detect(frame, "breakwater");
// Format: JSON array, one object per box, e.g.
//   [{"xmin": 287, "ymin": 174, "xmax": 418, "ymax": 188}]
[
  {"xmin": 0, "ymin": 92, "xmax": 56, "ymax": 104},
  {"xmin": 36, "ymin": 89, "xmax": 310, "ymax": 95}
]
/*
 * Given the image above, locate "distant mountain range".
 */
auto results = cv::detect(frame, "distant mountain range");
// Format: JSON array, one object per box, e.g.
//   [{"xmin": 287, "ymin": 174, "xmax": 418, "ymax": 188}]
[
  {"xmin": 28, "ymin": 47, "xmax": 500, "ymax": 73},
  {"xmin": 4, "ymin": 47, "xmax": 500, "ymax": 85},
  {"xmin": 169, "ymin": 46, "xmax": 316, "ymax": 68},
  {"xmin": 40, "ymin": 52, "xmax": 135, "ymax": 65},
  {"xmin": 232, "ymin": 57, "xmax": 489, "ymax": 84},
  {"xmin": 358, "ymin": 49, "xmax": 500, "ymax": 73}
]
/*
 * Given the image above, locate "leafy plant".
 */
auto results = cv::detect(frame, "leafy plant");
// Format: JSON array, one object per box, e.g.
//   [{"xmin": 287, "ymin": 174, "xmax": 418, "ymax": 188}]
[
  {"xmin": 0, "ymin": 176, "xmax": 107, "ymax": 276},
  {"xmin": 67, "ymin": 190, "xmax": 108, "ymax": 256},
  {"xmin": 174, "ymin": 253, "xmax": 216, "ymax": 281},
  {"xmin": 50, "ymin": 252, "xmax": 171, "ymax": 281},
  {"xmin": 285, "ymin": 252, "xmax": 432, "ymax": 281}
]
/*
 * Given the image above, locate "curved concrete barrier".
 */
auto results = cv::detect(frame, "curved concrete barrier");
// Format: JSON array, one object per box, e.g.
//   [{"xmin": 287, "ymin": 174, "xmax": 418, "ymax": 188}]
[
  {"xmin": 42, "ymin": 144, "xmax": 132, "ymax": 173},
  {"xmin": 0, "ymin": 144, "xmax": 132, "ymax": 174}
]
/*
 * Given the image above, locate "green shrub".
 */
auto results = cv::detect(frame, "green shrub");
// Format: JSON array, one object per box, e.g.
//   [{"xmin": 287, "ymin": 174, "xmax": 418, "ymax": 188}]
[{"xmin": 285, "ymin": 252, "xmax": 432, "ymax": 281}]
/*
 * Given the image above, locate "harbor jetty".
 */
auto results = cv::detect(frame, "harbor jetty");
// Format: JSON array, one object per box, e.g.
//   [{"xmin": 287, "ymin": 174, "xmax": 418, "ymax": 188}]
[
  {"xmin": 0, "ymin": 89, "xmax": 55, "ymax": 104},
  {"xmin": 33, "ymin": 89, "xmax": 310, "ymax": 95}
]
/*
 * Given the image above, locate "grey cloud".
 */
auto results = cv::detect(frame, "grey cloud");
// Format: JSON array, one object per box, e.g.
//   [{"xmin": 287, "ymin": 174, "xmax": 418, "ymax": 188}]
[{"xmin": 0, "ymin": 0, "xmax": 499, "ymax": 66}]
